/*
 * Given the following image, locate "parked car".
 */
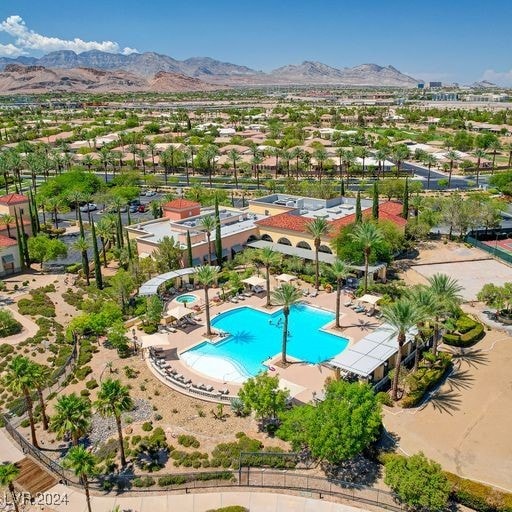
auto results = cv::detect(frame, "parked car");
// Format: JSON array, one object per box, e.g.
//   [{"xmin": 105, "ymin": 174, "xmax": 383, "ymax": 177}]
[
  {"xmin": 129, "ymin": 199, "xmax": 141, "ymax": 207},
  {"xmin": 138, "ymin": 204, "xmax": 148, "ymax": 213},
  {"xmin": 79, "ymin": 203, "xmax": 97, "ymax": 212},
  {"xmin": 129, "ymin": 204, "xmax": 139, "ymax": 213},
  {"xmin": 145, "ymin": 190, "xmax": 156, "ymax": 197}
]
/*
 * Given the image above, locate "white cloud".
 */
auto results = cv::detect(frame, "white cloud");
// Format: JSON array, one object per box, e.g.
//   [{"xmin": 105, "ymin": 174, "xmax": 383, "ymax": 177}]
[
  {"xmin": 481, "ymin": 68, "xmax": 512, "ymax": 87},
  {"xmin": 0, "ymin": 15, "xmax": 138, "ymax": 55},
  {"xmin": 0, "ymin": 42, "xmax": 26, "ymax": 57}
]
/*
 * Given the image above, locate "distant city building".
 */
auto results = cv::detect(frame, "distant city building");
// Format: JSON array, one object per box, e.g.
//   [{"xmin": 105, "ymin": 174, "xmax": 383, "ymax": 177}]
[
  {"xmin": 429, "ymin": 81, "xmax": 442, "ymax": 88},
  {"xmin": 417, "ymin": 83, "xmax": 425, "ymax": 89}
]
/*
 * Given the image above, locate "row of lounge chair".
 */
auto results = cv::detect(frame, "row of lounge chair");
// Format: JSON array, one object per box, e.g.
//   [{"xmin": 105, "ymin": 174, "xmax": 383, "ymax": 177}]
[
  {"xmin": 149, "ymin": 354, "xmax": 231, "ymax": 398},
  {"xmin": 343, "ymin": 300, "xmax": 381, "ymax": 318},
  {"xmin": 302, "ymin": 289, "xmax": 318, "ymax": 298}
]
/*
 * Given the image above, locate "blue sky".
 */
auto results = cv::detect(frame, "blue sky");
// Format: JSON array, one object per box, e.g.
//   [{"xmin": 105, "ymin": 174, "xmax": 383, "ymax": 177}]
[{"xmin": 1, "ymin": 0, "xmax": 512, "ymax": 85}]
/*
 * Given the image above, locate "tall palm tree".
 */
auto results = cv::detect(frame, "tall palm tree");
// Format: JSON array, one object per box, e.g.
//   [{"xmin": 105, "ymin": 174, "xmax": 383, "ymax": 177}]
[
  {"xmin": 313, "ymin": 147, "xmax": 328, "ymax": 182},
  {"xmin": 375, "ymin": 148, "xmax": 390, "ymax": 179},
  {"xmin": 228, "ymin": 148, "xmax": 241, "ymax": 189},
  {"xmin": 1, "ymin": 213, "xmax": 14, "ymax": 238},
  {"xmin": 198, "ymin": 215, "xmax": 217, "ymax": 265},
  {"xmin": 427, "ymin": 273, "xmax": 462, "ymax": 355},
  {"xmin": 271, "ymin": 284, "xmax": 303, "ymax": 364},
  {"xmin": 32, "ymin": 364, "xmax": 51, "ymax": 431},
  {"xmin": 489, "ymin": 139, "xmax": 502, "ymax": 175},
  {"xmin": 473, "ymin": 148, "xmax": 486, "ymax": 187},
  {"xmin": 255, "ymin": 247, "xmax": 281, "ymax": 307},
  {"xmin": 73, "ymin": 236, "xmax": 91, "ymax": 286},
  {"xmin": 306, "ymin": 218, "xmax": 331, "ymax": 290},
  {"xmin": 422, "ymin": 153, "xmax": 437, "ymax": 190},
  {"xmin": 290, "ymin": 147, "xmax": 303, "ymax": 180},
  {"xmin": 3, "ymin": 356, "xmax": 39, "ymax": 447},
  {"xmin": 96, "ymin": 216, "xmax": 116, "ymax": 267},
  {"xmin": 0, "ymin": 463, "xmax": 20, "ymax": 512},
  {"xmin": 94, "ymin": 379, "xmax": 133, "ymax": 467},
  {"xmin": 392, "ymin": 145, "xmax": 410, "ymax": 178},
  {"xmin": 147, "ymin": 141, "xmax": 157, "ymax": 172},
  {"xmin": 51, "ymin": 393, "xmax": 92, "ymax": 446},
  {"xmin": 356, "ymin": 146, "xmax": 370, "ymax": 179},
  {"xmin": 194, "ymin": 265, "xmax": 219, "ymax": 336},
  {"xmin": 349, "ymin": 222, "xmax": 383, "ymax": 294},
  {"xmin": 326, "ymin": 259, "xmax": 352, "ymax": 328},
  {"xmin": 382, "ymin": 298, "xmax": 425, "ymax": 400},
  {"xmin": 204, "ymin": 144, "xmax": 219, "ymax": 188},
  {"xmin": 251, "ymin": 153, "xmax": 263, "ymax": 189},
  {"xmin": 446, "ymin": 150, "xmax": 460, "ymax": 188},
  {"xmin": 63, "ymin": 446, "xmax": 97, "ymax": 512}
]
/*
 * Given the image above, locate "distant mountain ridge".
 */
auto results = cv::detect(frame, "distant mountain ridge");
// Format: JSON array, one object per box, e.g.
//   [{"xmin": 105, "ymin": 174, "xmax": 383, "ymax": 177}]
[{"xmin": 0, "ymin": 50, "xmax": 419, "ymax": 86}]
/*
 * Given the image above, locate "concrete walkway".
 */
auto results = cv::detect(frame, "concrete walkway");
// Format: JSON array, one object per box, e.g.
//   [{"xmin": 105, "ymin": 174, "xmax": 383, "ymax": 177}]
[{"xmin": 42, "ymin": 485, "xmax": 373, "ymax": 512}]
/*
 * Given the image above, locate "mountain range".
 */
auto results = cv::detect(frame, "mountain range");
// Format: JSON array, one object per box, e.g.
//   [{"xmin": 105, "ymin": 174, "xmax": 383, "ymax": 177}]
[{"xmin": 0, "ymin": 50, "xmax": 420, "ymax": 92}]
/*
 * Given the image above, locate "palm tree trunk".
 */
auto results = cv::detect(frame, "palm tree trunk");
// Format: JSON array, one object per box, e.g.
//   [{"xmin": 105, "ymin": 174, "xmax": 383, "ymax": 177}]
[
  {"xmin": 432, "ymin": 321, "xmax": 440, "ymax": 356},
  {"xmin": 116, "ymin": 416, "xmax": 127, "ymax": 467},
  {"xmin": 391, "ymin": 337, "xmax": 404, "ymax": 401},
  {"xmin": 314, "ymin": 245, "xmax": 320, "ymax": 290},
  {"xmin": 83, "ymin": 476, "xmax": 92, "ymax": 512},
  {"xmin": 265, "ymin": 266, "xmax": 271, "ymax": 307},
  {"xmin": 204, "ymin": 287, "xmax": 212, "ymax": 335},
  {"xmin": 207, "ymin": 234, "xmax": 212, "ymax": 265},
  {"xmin": 37, "ymin": 388, "xmax": 48, "ymax": 430},
  {"xmin": 233, "ymin": 163, "xmax": 238, "ymax": 189},
  {"xmin": 100, "ymin": 237, "xmax": 107, "ymax": 267},
  {"xmin": 9, "ymin": 483, "xmax": 20, "ymax": 512},
  {"xmin": 24, "ymin": 390, "xmax": 38, "ymax": 448},
  {"xmin": 281, "ymin": 311, "xmax": 289, "ymax": 364},
  {"xmin": 335, "ymin": 280, "xmax": 341, "ymax": 328},
  {"xmin": 364, "ymin": 250, "xmax": 369, "ymax": 293}
]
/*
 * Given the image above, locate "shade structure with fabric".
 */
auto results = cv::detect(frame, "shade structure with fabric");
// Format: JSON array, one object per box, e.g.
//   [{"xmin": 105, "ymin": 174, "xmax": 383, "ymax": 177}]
[
  {"xmin": 275, "ymin": 273, "xmax": 297, "ymax": 283},
  {"xmin": 140, "ymin": 332, "xmax": 172, "ymax": 349},
  {"xmin": 242, "ymin": 275, "xmax": 266, "ymax": 288},
  {"xmin": 358, "ymin": 294, "xmax": 381, "ymax": 305},
  {"xmin": 166, "ymin": 305, "xmax": 192, "ymax": 321}
]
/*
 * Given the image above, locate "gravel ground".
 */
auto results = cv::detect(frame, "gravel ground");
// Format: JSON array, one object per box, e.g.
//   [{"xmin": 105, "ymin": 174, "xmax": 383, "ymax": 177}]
[{"xmin": 89, "ymin": 398, "xmax": 153, "ymax": 444}]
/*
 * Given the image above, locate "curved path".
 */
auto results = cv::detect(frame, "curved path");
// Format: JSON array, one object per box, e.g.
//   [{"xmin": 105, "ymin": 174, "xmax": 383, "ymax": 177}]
[{"xmin": 42, "ymin": 485, "xmax": 374, "ymax": 512}]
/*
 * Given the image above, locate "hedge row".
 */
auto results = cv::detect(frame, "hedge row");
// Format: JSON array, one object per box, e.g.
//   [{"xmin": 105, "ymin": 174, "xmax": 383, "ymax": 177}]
[
  {"xmin": 446, "ymin": 472, "xmax": 512, "ymax": 512},
  {"xmin": 443, "ymin": 323, "xmax": 485, "ymax": 347}
]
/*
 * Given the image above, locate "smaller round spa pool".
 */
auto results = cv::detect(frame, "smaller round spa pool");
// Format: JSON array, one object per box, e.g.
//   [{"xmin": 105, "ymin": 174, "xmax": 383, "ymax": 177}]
[{"xmin": 175, "ymin": 294, "xmax": 198, "ymax": 305}]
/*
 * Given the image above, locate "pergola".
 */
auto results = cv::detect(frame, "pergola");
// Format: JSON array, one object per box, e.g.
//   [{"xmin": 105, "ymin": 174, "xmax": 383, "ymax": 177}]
[
  {"xmin": 358, "ymin": 294, "xmax": 381, "ymax": 305},
  {"xmin": 275, "ymin": 273, "xmax": 297, "ymax": 283},
  {"xmin": 241, "ymin": 275, "xmax": 266, "ymax": 288},
  {"xmin": 140, "ymin": 332, "xmax": 173, "ymax": 349},
  {"xmin": 166, "ymin": 305, "xmax": 192, "ymax": 321}
]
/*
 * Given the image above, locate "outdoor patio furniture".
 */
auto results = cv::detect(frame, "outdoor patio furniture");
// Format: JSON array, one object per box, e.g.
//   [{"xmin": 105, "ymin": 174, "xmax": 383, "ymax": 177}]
[
  {"xmin": 230, "ymin": 297, "xmax": 239, "ymax": 303},
  {"xmin": 182, "ymin": 378, "xmax": 192, "ymax": 385},
  {"xmin": 309, "ymin": 290, "xmax": 318, "ymax": 298},
  {"xmin": 174, "ymin": 373, "xmax": 183, "ymax": 380},
  {"xmin": 219, "ymin": 388, "xmax": 230, "ymax": 395},
  {"xmin": 204, "ymin": 385, "xmax": 214, "ymax": 392},
  {"xmin": 243, "ymin": 291, "xmax": 253, "ymax": 297},
  {"xmin": 237, "ymin": 294, "xmax": 245, "ymax": 300}
]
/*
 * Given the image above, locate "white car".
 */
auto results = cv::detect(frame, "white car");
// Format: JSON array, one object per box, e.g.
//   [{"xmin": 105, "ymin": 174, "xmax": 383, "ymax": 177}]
[
  {"xmin": 79, "ymin": 203, "xmax": 97, "ymax": 212},
  {"xmin": 145, "ymin": 190, "xmax": 156, "ymax": 197}
]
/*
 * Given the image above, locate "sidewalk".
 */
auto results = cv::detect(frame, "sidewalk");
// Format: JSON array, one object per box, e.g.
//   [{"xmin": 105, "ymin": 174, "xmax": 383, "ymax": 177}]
[{"xmin": 41, "ymin": 485, "xmax": 373, "ymax": 512}]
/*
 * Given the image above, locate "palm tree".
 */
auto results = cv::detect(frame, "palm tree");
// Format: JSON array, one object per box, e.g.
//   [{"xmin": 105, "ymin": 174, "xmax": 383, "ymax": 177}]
[
  {"xmin": 1, "ymin": 213, "xmax": 14, "ymax": 238},
  {"xmin": 51, "ymin": 393, "xmax": 92, "ymax": 446},
  {"xmin": 427, "ymin": 273, "xmax": 462, "ymax": 355},
  {"xmin": 375, "ymin": 148, "xmax": 390, "ymax": 179},
  {"xmin": 63, "ymin": 446, "xmax": 97, "ymax": 512},
  {"xmin": 392, "ymin": 145, "xmax": 410, "ymax": 177},
  {"xmin": 147, "ymin": 141, "xmax": 157, "ymax": 172},
  {"xmin": 327, "ymin": 259, "xmax": 352, "ymax": 328},
  {"xmin": 306, "ymin": 218, "xmax": 331, "ymax": 290},
  {"xmin": 446, "ymin": 150, "xmax": 460, "ymax": 188},
  {"xmin": 0, "ymin": 463, "xmax": 20, "ymax": 512},
  {"xmin": 204, "ymin": 144, "xmax": 219, "ymax": 188},
  {"xmin": 290, "ymin": 147, "xmax": 303, "ymax": 180},
  {"xmin": 422, "ymin": 153, "xmax": 437, "ymax": 190},
  {"xmin": 382, "ymin": 298, "xmax": 425, "ymax": 400},
  {"xmin": 228, "ymin": 148, "xmax": 241, "ymax": 189},
  {"xmin": 313, "ymin": 147, "xmax": 328, "ymax": 181},
  {"xmin": 94, "ymin": 379, "xmax": 133, "ymax": 467},
  {"xmin": 271, "ymin": 284, "xmax": 303, "ymax": 364},
  {"xmin": 3, "ymin": 356, "xmax": 39, "ymax": 447},
  {"xmin": 343, "ymin": 150, "xmax": 355, "ymax": 187},
  {"xmin": 198, "ymin": 215, "xmax": 217, "ymax": 265},
  {"xmin": 194, "ymin": 265, "xmax": 219, "ymax": 336},
  {"xmin": 254, "ymin": 247, "xmax": 281, "ymax": 307},
  {"xmin": 251, "ymin": 153, "xmax": 263, "ymax": 189},
  {"xmin": 32, "ymin": 364, "xmax": 51, "ymax": 431},
  {"xmin": 489, "ymin": 139, "xmax": 502, "ymax": 175},
  {"xmin": 73, "ymin": 236, "xmax": 91, "ymax": 286},
  {"xmin": 356, "ymin": 146, "xmax": 370, "ymax": 179},
  {"xmin": 349, "ymin": 222, "xmax": 383, "ymax": 294},
  {"xmin": 96, "ymin": 216, "xmax": 116, "ymax": 267},
  {"xmin": 473, "ymin": 148, "xmax": 486, "ymax": 187}
]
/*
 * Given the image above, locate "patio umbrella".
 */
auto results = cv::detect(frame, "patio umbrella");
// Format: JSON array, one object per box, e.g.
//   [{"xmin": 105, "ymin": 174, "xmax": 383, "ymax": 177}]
[
  {"xmin": 242, "ymin": 275, "xmax": 266, "ymax": 288},
  {"xmin": 140, "ymin": 332, "xmax": 172, "ymax": 349},
  {"xmin": 275, "ymin": 273, "xmax": 297, "ymax": 283},
  {"xmin": 358, "ymin": 294, "xmax": 381, "ymax": 305},
  {"xmin": 166, "ymin": 305, "xmax": 192, "ymax": 320}
]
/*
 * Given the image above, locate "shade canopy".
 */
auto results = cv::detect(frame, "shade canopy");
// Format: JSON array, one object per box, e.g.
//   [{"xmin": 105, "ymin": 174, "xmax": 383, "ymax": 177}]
[
  {"xmin": 140, "ymin": 333, "xmax": 172, "ymax": 349},
  {"xmin": 242, "ymin": 275, "xmax": 266, "ymax": 287},
  {"xmin": 166, "ymin": 305, "xmax": 192, "ymax": 321},
  {"xmin": 275, "ymin": 273, "xmax": 297, "ymax": 283},
  {"xmin": 358, "ymin": 294, "xmax": 381, "ymax": 305}
]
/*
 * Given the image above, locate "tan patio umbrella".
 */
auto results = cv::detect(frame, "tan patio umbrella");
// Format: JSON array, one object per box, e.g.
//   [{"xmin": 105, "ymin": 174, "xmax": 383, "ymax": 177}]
[
  {"xmin": 140, "ymin": 332, "xmax": 172, "ymax": 349},
  {"xmin": 275, "ymin": 273, "xmax": 297, "ymax": 283},
  {"xmin": 241, "ymin": 275, "xmax": 266, "ymax": 288},
  {"xmin": 166, "ymin": 305, "xmax": 192, "ymax": 321}
]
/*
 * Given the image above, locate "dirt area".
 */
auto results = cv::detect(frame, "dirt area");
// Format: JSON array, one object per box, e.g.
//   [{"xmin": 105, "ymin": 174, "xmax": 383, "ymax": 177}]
[{"xmin": 383, "ymin": 328, "xmax": 512, "ymax": 492}]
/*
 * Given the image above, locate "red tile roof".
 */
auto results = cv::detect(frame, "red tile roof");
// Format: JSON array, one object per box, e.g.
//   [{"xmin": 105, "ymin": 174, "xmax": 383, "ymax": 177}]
[
  {"xmin": 256, "ymin": 201, "xmax": 406, "ymax": 235},
  {"xmin": 163, "ymin": 199, "xmax": 200, "ymax": 210},
  {"xmin": 0, "ymin": 193, "xmax": 28, "ymax": 205},
  {"xmin": 0, "ymin": 234, "xmax": 17, "ymax": 247}
]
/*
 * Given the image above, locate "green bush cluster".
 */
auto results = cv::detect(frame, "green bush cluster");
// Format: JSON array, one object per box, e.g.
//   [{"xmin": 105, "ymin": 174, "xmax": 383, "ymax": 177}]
[
  {"xmin": 206, "ymin": 507, "xmax": 248, "ymax": 512},
  {"xmin": 18, "ymin": 287, "xmax": 56, "ymax": 317},
  {"xmin": 171, "ymin": 449, "xmax": 209, "ymax": 468},
  {"xmin": 446, "ymin": 472, "xmax": 512, "ymax": 512},
  {"xmin": 157, "ymin": 472, "xmax": 234, "ymax": 488},
  {"xmin": 132, "ymin": 476, "xmax": 155, "ymax": 487},
  {"xmin": 402, "ymin": 353, "xmax": 452, "ymax": 408},
  {"xmin": 85, "ymin": 379, "xmax": 98, "ymax": 390},
  {"xmin": 62, "ymin": 288, "xmax": 86, "ymax": 309},
  {"xmin": 0, "ymin": 343, "xmax": 15, "ymax": 358},
  {"xmin": 142, "ymin": 421, "xmax": 153, "ymax": 432},
  {"xmin": 0, "ymin": 310, "xmax": 23, "ymax": 338},
  {"xmin": 443, "ymin": 315, "xmax": 485, "ymax": 347},
  {"xmin": 75, "ymin": 366, "xmax": 92, "ymax": 381},
  {"xmin": 177, "ymin": 434, "xmax": 200, "ymax": 448}
]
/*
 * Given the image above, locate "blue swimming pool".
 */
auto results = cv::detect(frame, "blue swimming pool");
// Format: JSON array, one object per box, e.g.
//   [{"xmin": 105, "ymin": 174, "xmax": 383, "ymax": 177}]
[{"xmin": 181, "ymin": 305, "xmax": 348, "ymax": 382}]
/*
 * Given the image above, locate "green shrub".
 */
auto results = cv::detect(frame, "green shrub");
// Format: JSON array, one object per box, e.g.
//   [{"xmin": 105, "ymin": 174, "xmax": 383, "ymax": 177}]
[
  {"xmin": 17, "ymin": 288, "xmax": 56, "ymax": 317},
  {"xmin": 0, "ymin": 310, "xmax": 23, "ymax": 338},
  {"xmin": 177, "ymin": 434, "xmax": 200, "ymax": 448},
  {"xmin": 460, "ymin": 324, "xmax": 485, "ymax": 345},
  {"xmin": 85, "ymin": 379, "xmax": 98, "ymax": 390},
  {"xmin": 206, "ymin": 507, "xmax": 248, "ymax": 512},
  {"xmin": 142, "ymin": 421, "xmax": 153, "ymax": 432},
  {"xmin": 0, "ymin": 343, "xmax": 15, "ymax": 358},
  {"xmin": 376, "ymin": 391, "xmax": 393, "ymax": 407},
  {"xmin": 80, "ymin": 389, "xmax": 90, "ymax": 397},
  {"xmin": 158, "ymin": 475, "xmax": 187, "ymax": 486},
  {"xmin": 456, "ymin": 315, "xmax": 477, "ymax": 334},
  {"xmin": 132, "ymin": 476, "xmax": 155, "ymax": 487},
  {"xmin": 75, "ymin": 366, "xmax": 92, "ymax": 380}
]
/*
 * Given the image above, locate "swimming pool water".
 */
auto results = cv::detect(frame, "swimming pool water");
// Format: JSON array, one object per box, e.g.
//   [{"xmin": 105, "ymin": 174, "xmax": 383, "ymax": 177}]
[
  {"xmin": 175, "ymin": 294, "xmax": 198, "ymax": 304},
  {"xmin": 181, "ymin": 305, "xmax": 348, "ymax": 380}
]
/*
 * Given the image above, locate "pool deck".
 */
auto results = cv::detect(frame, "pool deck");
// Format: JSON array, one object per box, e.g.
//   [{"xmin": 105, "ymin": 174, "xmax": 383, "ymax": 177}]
[{"xmin": 140, "ymin": 279, "xmax": 381, "ymax": 403}]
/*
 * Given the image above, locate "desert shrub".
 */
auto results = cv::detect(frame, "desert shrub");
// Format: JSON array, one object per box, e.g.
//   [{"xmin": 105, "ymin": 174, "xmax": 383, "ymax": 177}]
[
  {"xmin": 75, "ymin": 366, "xmax": 92, "ymax": 380},
  {"xmin": 0, "ymin": 310, "xmax": 22, "ymax": 338},
  {"xmin": 206, "ymin": 507, "xmax": 248, "ymax": 512},
  {"xmin": 158, "ymin": 475, "xmax": 187, "ymax": 486},
  {"xmin": 132, "ymin": 476, "xmax": 155, "ymax": 487},
  {"xmin": 85, "ymin": 379, "xmax": 98, "ymax": 390},
  {"xmin": 94, "ymin": 439, "xmax": 119, "ymax": 462},
  {"xmin": 177, "ymin": 434, "xmax": 200, "ymax": 448},
  {"xmin": 376, "ymin": 391, "xmax": 393, "ymax": 406},
  {"xmin": 0, "ymin": 343, "xmax": 15, "ymax": 358},
  {"xmin": 80, "ymin": 389, "xmax": 90, "ymax": 397},
  {"xmin": 18, "ymin": 288, "xmax": 56, "ymax": 317},
  {"xmin": 142, "ymin": 421, "xmax": 153, "ymax": 432}
]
